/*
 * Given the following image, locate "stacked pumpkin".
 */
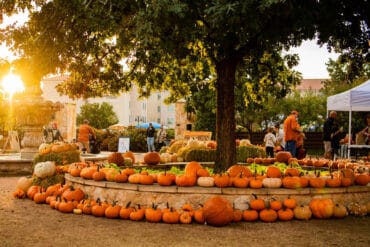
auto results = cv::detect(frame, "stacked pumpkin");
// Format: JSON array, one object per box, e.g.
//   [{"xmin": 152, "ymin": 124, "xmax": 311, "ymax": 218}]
[{"xmin": 15, "ymin": 181, "xmax": 369, "ymax": 225}]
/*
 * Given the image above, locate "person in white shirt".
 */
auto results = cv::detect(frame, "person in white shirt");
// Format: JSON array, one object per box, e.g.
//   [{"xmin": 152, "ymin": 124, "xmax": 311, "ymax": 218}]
[
  {"xmin": 273, "ymin": 123, "xmax": 285, "ymax": 150},
  {"xmin": 264, "ymin": 127, "xmax": 276, "ymax": 158}
]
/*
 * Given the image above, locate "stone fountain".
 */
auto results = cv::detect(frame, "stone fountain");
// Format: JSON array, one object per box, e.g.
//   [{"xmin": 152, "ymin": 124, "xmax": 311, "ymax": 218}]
[{"xmin": 13, "ymin": 84, "xmax": 62, "ymax": 160}]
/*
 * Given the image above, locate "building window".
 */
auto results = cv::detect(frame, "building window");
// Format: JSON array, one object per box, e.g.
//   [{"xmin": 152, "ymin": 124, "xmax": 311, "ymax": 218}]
[
  {"xmin": 157, "ymin": 118, "xmax": 161, "ymax": 123},
  {"xmin": 142, "ymin": 102, "xmax": 146, "ymax": 110},
  {"xmin": 157, "ymin": 106, "xmax": 161, "ymax": 112},
  {"xmin": 167, "ymin": 117, "xmax": 174, "ymax": 125},
  {"xmin": 167, "ymin": 105, "xmax": 175, "ymax": 112},
  {"xmin": 157, "ymin": 94, "xmax": 161, "ymax": 100}
]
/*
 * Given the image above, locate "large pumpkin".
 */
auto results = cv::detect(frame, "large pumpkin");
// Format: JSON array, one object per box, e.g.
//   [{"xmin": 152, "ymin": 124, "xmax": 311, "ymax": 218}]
[
  {"xmin": 275, "ymin": 151, "xmax": 292, "ymax": 163},
  {"xmin": 184, "ymin": 161, "xmax": 203, "ymax": 177},
  {"xmin": 203, "ymin": 196, "xmax": 234, "ymax": 227},
  {"xmin": 143, "ymin": 152, "xmax": 161, "ymax": 165},
  {"xmin": 16, "ymin": 176, "xmax": 33, "ymax": 193},
  {"xmin": 309, "ymin": 198, "xmax": 334, "ymax": 219}
]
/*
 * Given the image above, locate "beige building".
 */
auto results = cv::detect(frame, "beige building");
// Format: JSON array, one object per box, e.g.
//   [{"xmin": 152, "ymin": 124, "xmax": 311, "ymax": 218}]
[{"xmin": 41, "ymin": 76, "xmax": 176, "ymax": 140}]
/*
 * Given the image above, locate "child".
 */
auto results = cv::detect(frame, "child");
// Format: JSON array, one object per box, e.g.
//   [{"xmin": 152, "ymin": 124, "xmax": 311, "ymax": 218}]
[
  {"xmin": 264, "ymin": 127, "xmax": 276, "ymax": 158},
  {"xmin": 296, "ymin": 132, "xmax": 306, "ymax": 159}
]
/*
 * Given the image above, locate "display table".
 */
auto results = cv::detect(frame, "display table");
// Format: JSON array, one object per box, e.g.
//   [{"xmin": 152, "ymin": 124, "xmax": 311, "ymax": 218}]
[{"xmin": 340, "ymin": 144, "xmax": 370, "ymax": 159}]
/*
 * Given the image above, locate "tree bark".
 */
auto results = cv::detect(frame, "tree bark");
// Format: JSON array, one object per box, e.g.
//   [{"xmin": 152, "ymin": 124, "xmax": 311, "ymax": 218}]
[{"xmin": 214, "ymin": 57, "xmax": 238, "ymax": 173}]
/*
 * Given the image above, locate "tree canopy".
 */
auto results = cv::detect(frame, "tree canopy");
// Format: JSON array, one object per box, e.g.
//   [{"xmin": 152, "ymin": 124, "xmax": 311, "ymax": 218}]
[
  {"xmin": 1, "ymin": 0, "xmax": 369, "ymax": 172},
  {"xmin": 77, "ymin": 102, "xmax": 119, "ymax": 129}
]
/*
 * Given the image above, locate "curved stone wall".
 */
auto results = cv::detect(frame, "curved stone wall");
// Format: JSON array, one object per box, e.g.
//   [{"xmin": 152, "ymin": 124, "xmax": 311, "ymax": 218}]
[{"xmin": 65, "ymin": 174, "xmax": 370, "ymax": 210}]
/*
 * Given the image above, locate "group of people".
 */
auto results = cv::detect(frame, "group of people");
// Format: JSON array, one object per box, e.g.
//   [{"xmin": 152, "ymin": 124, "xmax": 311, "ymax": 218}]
[
  {"xmin": 43, "ymin": 119, "xmax": 96, "ymax": 153},
  {"xmin": 146, "ymin": 123, "xmax": 167, "ymax": 152},
  {"xmin": 264, "ymin": 110, "xmax": 305, "ymax": 158}
]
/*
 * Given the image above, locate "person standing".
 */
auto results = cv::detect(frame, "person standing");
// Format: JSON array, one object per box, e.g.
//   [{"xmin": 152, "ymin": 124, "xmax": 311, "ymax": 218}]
[
  {"xmin": 264, "ymin": 127, "xmax": 276, "ymax": 158},
  {"xmin": 43, "ymin": 122, "xmax": 63, "ymax": 143},
  {"xmin": 360, "ymin": 114, "xmax": 370, "ymax": 145},
  {"xmin": 283, "ymin": 110, "xmax": 302, "ymax": 157},
  {"xmin": 323, "ymin": 111, "xmax": 342, "ymax": 159},
  {"xmin": 146, "ymin": 123, "xmax": 156, "ymax": 152},
  {"xmin": 50, "ymin": 122, "xmax": 63, "ymax": 142},
  {"xmin": 78, "ymin": 119, "xmax": 95, "ymax": 153},
  {"xmin": 156, "ymin": 124, "xmax": 167, "ymax": 151},
  {"xmin": 273, "ymin": 123, "xmax": 285, "ymax": 151}
]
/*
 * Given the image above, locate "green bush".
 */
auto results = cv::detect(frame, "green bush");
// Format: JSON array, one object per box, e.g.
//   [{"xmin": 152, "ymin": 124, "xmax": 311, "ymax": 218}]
[
  {"xmin": 236, "ymin": 146, "xmax": 266, "ymax": 162},
  {"xmin": 183, "ymin": 145, "xmax": 266, "ymax": 162},
  {"xmin": 33, "ymin": 150, "xmax": 81, "ymax": 166}
]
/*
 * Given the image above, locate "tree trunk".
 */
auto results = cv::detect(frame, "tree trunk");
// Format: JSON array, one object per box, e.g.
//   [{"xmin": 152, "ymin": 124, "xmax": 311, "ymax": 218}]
[{"xmin": 214, "ymin": 58, "xmax": 238, "ymax": 173}]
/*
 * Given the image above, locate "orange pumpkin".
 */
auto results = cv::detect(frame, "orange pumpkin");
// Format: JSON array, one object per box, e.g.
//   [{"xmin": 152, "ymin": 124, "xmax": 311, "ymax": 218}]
[
  {"xmin": 309, "ymin": 198, "xmax": 334, "ymax": 219},
  {"xmin": 123, "ymin": 151, "xmax": 136, "ymax": 164},
  {"xmin": 203, "ymin": 196, "xmax": 234, "ymax": 227},
  {"xmin": 143, "ymin": 152, "xmax": 161, "ymax": 165},
  {"xmin": 184, "ymin": 161, "xmax": 203, "ymax": 177}
]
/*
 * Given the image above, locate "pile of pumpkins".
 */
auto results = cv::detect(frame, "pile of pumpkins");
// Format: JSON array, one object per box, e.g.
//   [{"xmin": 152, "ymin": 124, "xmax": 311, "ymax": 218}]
[
  {"xmin": 64, "ymin": 158, "xmax": 370, "ymax": 189},
  {"xmin": 13, "ymin": 178, "xmax": 370, "ymax": 226},
  {"xmin": 38, "ymin": 142, "xmax": 79, "ymax": 155}
]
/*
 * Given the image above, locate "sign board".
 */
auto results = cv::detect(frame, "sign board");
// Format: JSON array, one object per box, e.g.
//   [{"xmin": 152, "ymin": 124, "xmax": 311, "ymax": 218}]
[
  {"xmin": 118, "ymin": 137, "xmax": 130, "ymax": 153},
  {"xmin": 183, "ymin": 131, "xmax": 212, "ymax": 141}
]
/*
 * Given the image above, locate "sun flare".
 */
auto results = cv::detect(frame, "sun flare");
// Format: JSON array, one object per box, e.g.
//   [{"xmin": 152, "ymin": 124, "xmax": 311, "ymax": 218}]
[{"xmin": 1, "ymin": 72, "xmax": 25, "ymax": 98}]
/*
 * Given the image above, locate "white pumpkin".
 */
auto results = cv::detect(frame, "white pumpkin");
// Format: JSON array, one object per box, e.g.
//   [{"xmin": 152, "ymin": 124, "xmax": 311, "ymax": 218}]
[
  {"xmin": 262, "ymin": 177, "xmax": 282, "ymax": 188},
  {"xmin": 197, "ymin": 177, "xmax": 215, "ymax": 187},
  {"xmin": 34, "ymin": 161, "xmax": 56, "ymax": 178},
  {"xmin": 16, "ymin": 176, "xmax": 33, "ymax": 192},
  {"xmin": 186, "ymin": 138, "xmax": 199, "ymax": 149},
  {"xmin": 160, "ymin": 153, "xmax": 172, "ymax": 163},
  {"xmin": 38, "ymin": 143, "xmax": 52, "ymax": 155},
  {"xmin": 239, "ymin": 139, "xmax": 251, "ymax": 146}
]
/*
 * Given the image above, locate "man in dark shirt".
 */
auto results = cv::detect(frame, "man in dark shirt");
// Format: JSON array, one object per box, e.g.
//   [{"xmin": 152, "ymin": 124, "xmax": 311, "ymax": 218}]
[
  {"xmin": 323, "ymin": 111, "xmax": 342, "ymax": 159},
  {"xmin": 146, "ymin": 123, "xmax": 156, "ymax": 152}
]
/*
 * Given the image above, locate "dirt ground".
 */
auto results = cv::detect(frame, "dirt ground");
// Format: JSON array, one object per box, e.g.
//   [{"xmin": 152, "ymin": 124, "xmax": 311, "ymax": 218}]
[{"xmin": 1, "ymin": 176, "xmax": 369, "ymax": 247}]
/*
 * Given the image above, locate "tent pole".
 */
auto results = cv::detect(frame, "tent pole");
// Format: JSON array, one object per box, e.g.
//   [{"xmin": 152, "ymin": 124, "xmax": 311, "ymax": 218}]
[{"xmin": 348, "ymin": 109, "xmax": 352, "ymax": 158}]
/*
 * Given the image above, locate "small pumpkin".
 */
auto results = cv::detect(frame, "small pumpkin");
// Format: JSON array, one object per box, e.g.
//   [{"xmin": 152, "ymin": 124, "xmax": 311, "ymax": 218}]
[
  {"xmin": 145, "ymin": 203, "xmax": 163, "ymax": 223},
  {"xmin": 123, "ymin": 151, "xmax": 136, "ymax": 164},
  {"xmin": 176, "ymin": 174, "xmax": 197, "ymax": 187},
  {"xmin": 259, "ymin": 203, "xmax": 278, "ymax": 223},
  {"xmin": 193, "ymin": 206, "xmax": 206, "ymax": 224},
  {"xmin": 277, "ymin": 207, "xmax": 294, "ymax": 221},
  {"xmin": 179, "ymin": 211, "xmax": 193, "ymax": 224},
  {"xmin": 262, "ymin": 177, "xmax": 282, "ymax": 188},
  {"xmin": 105, "ymin": 201, "xmax": 122, "ymax": 219},
  {"xmin": 129, "ymin": 205, "xmax": 146, "ymax": 221},
  {"xmin": 119, "ymin": 201, "xmax": 135, "ymax": 219},
  {"xmin": 157, "ymin": 172, "xmax": 174, "ymax": 186},
  {"xmin": 332, "ymin": 203, "xmax": 348, "ymax": 218},
  {"xmin": 242, "ymin": 206, "xmax": 259, "ymax": 222},
  {"xmin": 250, "ymin": 194, "xmax": 265, "ymax": 211},
  {"xmin": 293, "ymin": 205, "xmax": 312, "ymax": 220},
  {"xmin": 162, "ymin": 207, "xmax": 180, "ymax": 224},
  {"xmin": 197, "ymin": 176, "xmax": 215, "ymax": 187},
  {"xmin": 266, "ymin": 166, "xmax": 282, "ymax": 178}
]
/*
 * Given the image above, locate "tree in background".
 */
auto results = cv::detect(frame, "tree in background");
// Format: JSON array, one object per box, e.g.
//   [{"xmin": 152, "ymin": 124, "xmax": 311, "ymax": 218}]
[
  {"xmin": 77, "ymin": 102, "xmax": 118, "ymax": 129},
  {"xmin": 2, "ymin": 1, "xmax": 368, "ymax": 172}
]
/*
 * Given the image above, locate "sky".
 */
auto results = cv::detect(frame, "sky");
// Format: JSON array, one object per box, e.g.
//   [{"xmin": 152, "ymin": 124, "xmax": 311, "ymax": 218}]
[{"xmin": 0, "ymin": 13, "xmax": 339, "ymax": 79}]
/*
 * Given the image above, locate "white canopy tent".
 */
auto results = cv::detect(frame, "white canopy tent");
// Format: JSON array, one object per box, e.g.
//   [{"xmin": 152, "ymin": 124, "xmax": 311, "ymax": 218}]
[{"xmin": 327, "ymin": 79, "xmax": 370, "ymax": 157}]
